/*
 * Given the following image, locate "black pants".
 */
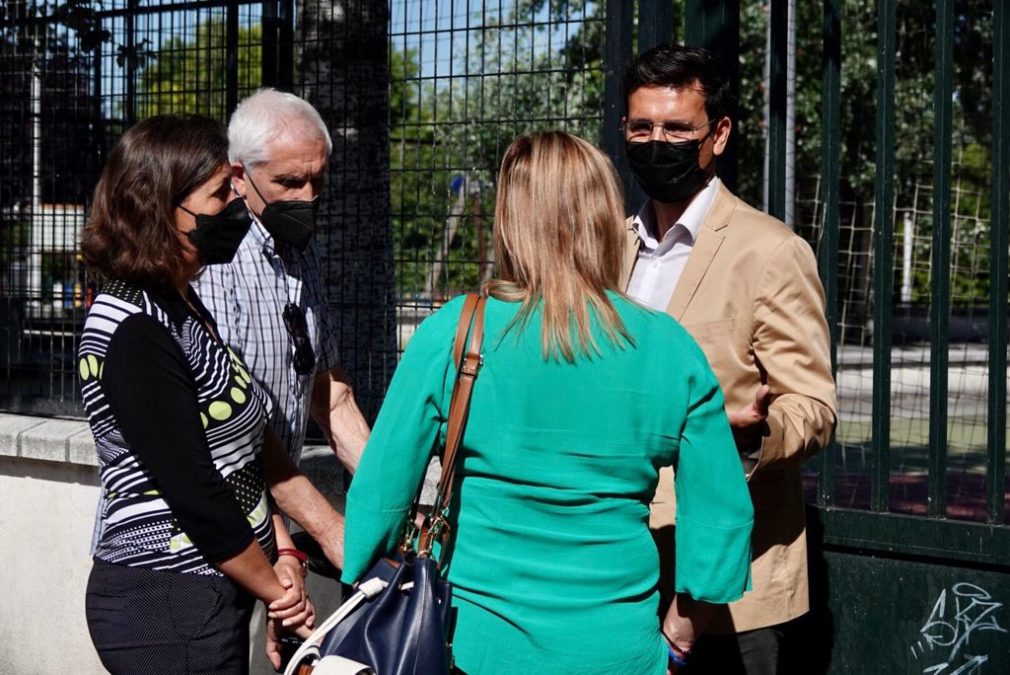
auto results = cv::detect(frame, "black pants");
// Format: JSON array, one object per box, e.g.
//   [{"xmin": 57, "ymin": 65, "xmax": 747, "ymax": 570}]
[
  {"xmin": 86, "ymin": 558, "xmax": 255, "ymax": 674},
  {"xmin": 688, "ymin": 617, "xmax": 803, "ymax": 675}
]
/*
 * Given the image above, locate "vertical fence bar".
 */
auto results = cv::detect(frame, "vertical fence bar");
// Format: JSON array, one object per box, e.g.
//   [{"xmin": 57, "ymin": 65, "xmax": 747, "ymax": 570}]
[
  {"xmin": 261, "ymin": 1, "xmax": 279, "ymax": 88},
  {"xmin": 766, "ymin": 0, "xmax": 788, "ymax": 221},
  {"xmin": 278, "ymin": 0, "xmax": 294, "ymax": 91},
  {"xmin": 988, "ymin": 0, "xmax": 1010, "ymax": 525},
  {"xmin": 124, "ymin": 0, "xmax": 137, "ymax": 126},
  {"xmin": 927, "ymin": 0, "xmax": 954, "ymax": 518},
  {"xmin": 817, "ymin": 0, "xmax": 842, "ymax": 506},
  {"xmin": 871, "ymin": 0, "xmax": 896, "ymax": 512},
  {"xmin": 638, "ymin": 0, "xmax": 673, "ymax": 53},
  {"xmin": 602, "ymin": 0, "xmax": 634, "ymax": 210},
  {"xmin": 684, "ymin": 0, "xmax": 740, "ymax": 192},
  {"xmin": 225, "ymin": 0, "xmax": 239, "ymax": 117}
]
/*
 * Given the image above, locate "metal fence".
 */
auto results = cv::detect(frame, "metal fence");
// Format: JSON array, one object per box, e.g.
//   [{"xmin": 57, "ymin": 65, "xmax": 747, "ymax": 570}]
[
  {"xmin": 389, "ymin": 0, "xmax": 605, "ymax": 343},
  {"xmin": 2, "ymin": 1, "xmax": 1008, "ymax": 525},
  {"xmin": 0, "ymin": 0, "xmax": 395, "ymax": 419},
  {"xmin": 1, "ymin": 0, "xmax": 1009, "ymax": 670}
]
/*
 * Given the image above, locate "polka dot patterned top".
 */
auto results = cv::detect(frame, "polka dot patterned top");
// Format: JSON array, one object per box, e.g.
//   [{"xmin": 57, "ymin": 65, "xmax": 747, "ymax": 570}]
[{"xmin": 79, "ymin": 280, "xmax": 276, "ymax": 575}]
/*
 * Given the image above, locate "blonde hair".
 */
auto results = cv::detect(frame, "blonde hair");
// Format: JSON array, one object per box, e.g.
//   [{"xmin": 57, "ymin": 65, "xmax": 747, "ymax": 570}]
[{"xmin": 486, "ymin": 131, "xmax": 633, "ymax": 362}]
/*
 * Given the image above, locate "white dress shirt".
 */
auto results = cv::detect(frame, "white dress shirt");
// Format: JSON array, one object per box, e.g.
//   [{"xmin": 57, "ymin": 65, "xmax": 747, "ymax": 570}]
[{"xmin": 627, "ymin": 177, "xmax": 721, "ymax": 311}]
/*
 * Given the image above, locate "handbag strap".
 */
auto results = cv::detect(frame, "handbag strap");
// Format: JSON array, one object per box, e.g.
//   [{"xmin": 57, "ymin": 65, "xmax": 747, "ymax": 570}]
[{"xmin": 418, "ymin": 293, "xmax": 486, "ymax": 555}]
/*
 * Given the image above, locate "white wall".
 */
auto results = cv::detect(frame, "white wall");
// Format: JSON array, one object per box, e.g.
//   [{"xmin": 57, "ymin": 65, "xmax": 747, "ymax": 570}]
[{"xmin": 0, "ymin": 455, "xmax": 105, "ymax": 674}]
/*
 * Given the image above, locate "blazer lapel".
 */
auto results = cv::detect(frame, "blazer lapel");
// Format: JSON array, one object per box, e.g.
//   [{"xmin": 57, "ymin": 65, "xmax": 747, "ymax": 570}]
[
  {"xmin": 665, "ymin": 183, "xmax": 736, "ymax": 320},
  {"xmin": 620, "ymin": 217, "xmax": 641, "ymax": 290}
]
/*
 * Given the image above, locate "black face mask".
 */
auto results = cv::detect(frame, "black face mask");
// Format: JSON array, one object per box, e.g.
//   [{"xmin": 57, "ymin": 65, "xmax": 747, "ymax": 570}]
[
  {"xmin": 245, "ymin": 171, "xmax": 318, "ymax": 252},
  {"xmin": 625, "ymin": 138, "xmax": 711, "ymax": 204},
  {"xmin": 182, "ymin": 198, "xmax": 253, "ymax": 265}
]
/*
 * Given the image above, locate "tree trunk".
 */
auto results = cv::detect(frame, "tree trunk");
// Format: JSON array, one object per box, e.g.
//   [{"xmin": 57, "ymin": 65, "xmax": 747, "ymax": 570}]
[{"xmin": 296, "ymin": 0, "xmax": 394, "ymax": 421}]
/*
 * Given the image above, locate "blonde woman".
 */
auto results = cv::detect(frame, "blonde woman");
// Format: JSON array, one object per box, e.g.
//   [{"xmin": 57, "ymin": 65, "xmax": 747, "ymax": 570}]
[{"xmin": 341, "ymin": 131, "xmax": 753, "ymax": 674}]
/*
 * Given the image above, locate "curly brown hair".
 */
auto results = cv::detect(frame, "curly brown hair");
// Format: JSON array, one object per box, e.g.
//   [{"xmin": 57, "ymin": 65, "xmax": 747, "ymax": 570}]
[{"xmin": 80, "ymin": 114, "xmax": 229, "ymax": 287}]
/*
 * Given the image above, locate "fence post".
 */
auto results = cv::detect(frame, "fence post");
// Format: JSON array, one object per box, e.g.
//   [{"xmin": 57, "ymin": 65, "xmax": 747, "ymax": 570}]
[
  {"xmin": 637, "ymin": 0, "xmax": 673, "ymax": 53},
  {"xmin": 684, "ymin": 0, "xmax": 740, "ymax": 192},
  {"xmin": 602, "ymin": 0, "xmax": 634, "ymax": 212},
  {"xmin": 765, "ymin": 0, "xmax": 787, "ymax": 222},
  {"xmin": 225, "ymin": 0, "xmax": 239, "ymax": 117},
  {"xmin": 927, "ymin": 0, "xmax": 954, "ymax": 518},
  {"xmin": 988, "ymin": 0, "xmax": 1010, "ymax": 525},
  {"xmin": 817, "ymin": 0, "xmax": 842, "ymax": 506},
  {"xmin": 871, "ymin": 0, "xmax": 896, "ymax": 512}
]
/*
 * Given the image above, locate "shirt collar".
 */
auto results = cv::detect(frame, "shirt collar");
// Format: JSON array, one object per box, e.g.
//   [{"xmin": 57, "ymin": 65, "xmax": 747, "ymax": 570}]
[
  {"xmin": 249, "ymin": 210, "xmax": 308, "ymax": 270},
  {"xmin": 247, "ymin": 213, "xmax": 277, "ymax": 257},
  {"xmin": 632, "ymin": 176, "xmax": 721, "ymax": 250}
]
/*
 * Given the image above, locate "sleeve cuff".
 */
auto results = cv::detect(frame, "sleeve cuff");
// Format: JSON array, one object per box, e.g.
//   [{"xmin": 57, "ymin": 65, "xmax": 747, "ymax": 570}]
[{"xmin": 673, "ymin": 515, "xmax": 753, "ymax": 604}]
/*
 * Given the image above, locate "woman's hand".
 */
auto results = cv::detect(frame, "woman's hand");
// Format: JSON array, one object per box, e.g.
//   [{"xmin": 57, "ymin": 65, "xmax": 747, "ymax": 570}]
[{"xmin": 268, "ymin": 556, "xmax": 315, "ymax": 630}]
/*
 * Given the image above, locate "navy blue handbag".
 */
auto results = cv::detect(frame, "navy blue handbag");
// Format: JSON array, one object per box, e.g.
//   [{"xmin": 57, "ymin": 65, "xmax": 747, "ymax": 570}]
[
  {"xmin": 314, "ymin": 552, "xmax": 453, "ymax": 675},
  {"xmin": 285, "ymin": 294, "xmax": 486, "ymax": 675}
]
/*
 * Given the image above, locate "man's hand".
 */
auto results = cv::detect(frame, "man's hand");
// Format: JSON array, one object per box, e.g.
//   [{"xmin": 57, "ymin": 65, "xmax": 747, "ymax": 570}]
[
  {"xmin": 268, "ymin": 556, "xmax": 315, "ymax": 630},
  {"xmin": 662, "ymin": 593, "xmax": 714, "ymax": 674},
  {"xmin": 265, "ymin": 618, "xmax": 313, "ymax": 672},
  {"xmin": 264, "ymin": 618, "xmax": 283, "ymax": 671},
  {"xmin": 727, "ymin": 384, "xmax": 771, "ymax": 453}
]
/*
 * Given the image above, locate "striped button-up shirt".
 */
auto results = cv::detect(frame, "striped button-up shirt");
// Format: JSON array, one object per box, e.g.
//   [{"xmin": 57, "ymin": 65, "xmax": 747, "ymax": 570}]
[{"xmin": 193, "ymin": 219, "xmax": 339, "ymax": 463}]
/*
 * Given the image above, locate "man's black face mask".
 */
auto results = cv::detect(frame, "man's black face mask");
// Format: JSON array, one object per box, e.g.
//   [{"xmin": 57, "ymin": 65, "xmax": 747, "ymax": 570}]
[
  {"xmin": 625, "ymin": 136, "xmax": 712, "ymax": 204},
  {"xmin": 245, "ymin": 170, "xmax": 319, "ymax": 252}
]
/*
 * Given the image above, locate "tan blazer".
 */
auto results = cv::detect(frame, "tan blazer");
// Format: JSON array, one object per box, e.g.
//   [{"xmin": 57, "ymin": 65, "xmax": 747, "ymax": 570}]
[{"xmin": 622, "ymin": 181, "xmax": 837, "ymax": 634}]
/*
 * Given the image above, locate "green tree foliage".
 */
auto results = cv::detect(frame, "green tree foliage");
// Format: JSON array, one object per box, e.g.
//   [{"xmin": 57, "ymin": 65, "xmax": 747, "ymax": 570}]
[
  {"xmin": 733, "ymin": 1, "xmax": 994, "ymax": 308},
  {"xmin": 390, "ymin": 1, "xmax": 606, "ymax": 297},
  {"xmin": 137, "ymin": 19, "xmax": 262, "ymax": 121}
]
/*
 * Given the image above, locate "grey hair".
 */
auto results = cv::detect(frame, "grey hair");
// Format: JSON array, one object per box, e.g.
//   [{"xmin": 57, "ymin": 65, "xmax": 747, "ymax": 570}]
[{"xmin": 227, "ymin": 88, "xmax": 333, "ymax": 166}]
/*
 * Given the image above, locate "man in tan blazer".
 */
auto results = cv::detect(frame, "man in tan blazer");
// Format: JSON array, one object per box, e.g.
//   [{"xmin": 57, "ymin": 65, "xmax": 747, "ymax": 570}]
[{"xmin": 620, "ymin": 45, "xmax": 836, "ymax": 674}]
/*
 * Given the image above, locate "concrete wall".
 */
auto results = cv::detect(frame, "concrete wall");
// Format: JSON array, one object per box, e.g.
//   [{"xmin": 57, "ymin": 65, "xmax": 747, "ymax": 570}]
[
  {"xmin": 0, "ymin": 413, "xmax": 352, "ymax": 675},
  {"xmin": 0, "ymin": 414, "xmax": 104, "ymax": 675}
]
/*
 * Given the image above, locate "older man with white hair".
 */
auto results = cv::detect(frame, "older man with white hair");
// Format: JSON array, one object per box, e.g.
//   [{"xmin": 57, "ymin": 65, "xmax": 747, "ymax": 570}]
[
  {"xmin": 194, "ymin": 89, "xmax": 370, "ymax": 666},
  {"xmin": 201, "ymin": 88, "xmax": 369, "ymax": 474}
]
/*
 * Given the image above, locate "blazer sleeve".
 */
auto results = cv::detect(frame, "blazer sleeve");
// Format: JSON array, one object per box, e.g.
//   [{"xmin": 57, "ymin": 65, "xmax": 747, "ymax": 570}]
[{"xmin": 750, "ymin": 235, "xmax": 837, "ymax": 480}]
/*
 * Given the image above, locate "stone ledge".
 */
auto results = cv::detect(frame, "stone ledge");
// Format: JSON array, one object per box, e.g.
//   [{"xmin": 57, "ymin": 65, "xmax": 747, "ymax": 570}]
[
  {"xmin": 21, "ymin": 418, "xmax": 95, "ymax": 464},
  {"xmin": 0, "ymin": 414, "xmax": 439, "ymax": 505},
  {"xmin": 0, "ymin": 413, "xmax": 95, "ymax": 466}
]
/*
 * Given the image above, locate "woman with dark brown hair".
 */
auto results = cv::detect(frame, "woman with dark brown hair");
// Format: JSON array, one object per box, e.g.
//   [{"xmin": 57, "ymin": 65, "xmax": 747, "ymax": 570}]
[{"xmin": 79, "ymin": 114, "xmax": 313, "ymax": 673}]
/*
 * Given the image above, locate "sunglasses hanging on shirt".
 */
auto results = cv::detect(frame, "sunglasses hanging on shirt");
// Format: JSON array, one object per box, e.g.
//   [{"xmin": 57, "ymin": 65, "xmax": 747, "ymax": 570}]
[{"xmin": 282, "ymin": 303, "xmax": 317, "ymax": 376}]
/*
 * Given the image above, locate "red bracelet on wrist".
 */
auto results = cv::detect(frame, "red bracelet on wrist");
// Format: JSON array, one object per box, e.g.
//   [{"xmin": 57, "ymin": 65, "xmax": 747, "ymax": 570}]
[{"xmin": 277, "ymin": 547, "xmax": 308, "ymax": 564}]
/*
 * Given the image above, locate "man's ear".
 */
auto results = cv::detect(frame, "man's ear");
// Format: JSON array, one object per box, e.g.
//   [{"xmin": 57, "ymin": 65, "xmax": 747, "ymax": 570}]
[
  {"xmin": 712, "ymin": 117, "xmax": 733, "ymax": 157},
  {"xmin": 230, "ymin": 162, "xmax": 247, "ymax": 197}
]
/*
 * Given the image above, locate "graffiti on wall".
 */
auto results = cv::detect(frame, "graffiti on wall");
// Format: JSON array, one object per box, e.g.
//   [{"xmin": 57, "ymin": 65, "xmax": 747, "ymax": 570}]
[{"xmin": 909, "ymin": 583, "xmax": 1006, "ymax": 674}]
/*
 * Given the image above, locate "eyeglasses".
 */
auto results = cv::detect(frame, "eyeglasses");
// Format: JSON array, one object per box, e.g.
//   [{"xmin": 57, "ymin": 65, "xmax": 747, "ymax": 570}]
[
  {"xmin": 282, "ymin": 303, "xmax": 317, "ymax": 376},
  {"xmin": 622, "ymin": 118, "xmax": 715, "ymax": 144}
]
